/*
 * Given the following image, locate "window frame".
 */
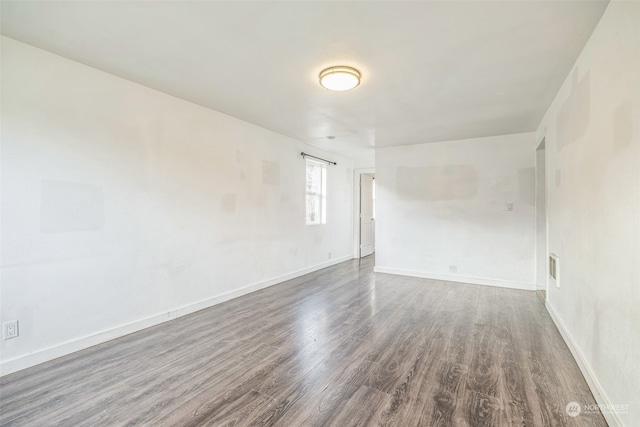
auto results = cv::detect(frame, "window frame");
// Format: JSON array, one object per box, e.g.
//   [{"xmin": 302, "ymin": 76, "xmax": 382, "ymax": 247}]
[{"xmin": 305, "ymin": 159, "xmax": 327, "ymax": 225}]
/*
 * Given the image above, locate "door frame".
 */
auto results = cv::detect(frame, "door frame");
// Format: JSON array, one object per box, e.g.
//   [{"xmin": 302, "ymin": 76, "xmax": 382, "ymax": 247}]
[
  {"xmin": 535, "ymin": 137, "xmax": 549, "ymax": 300},
  {"xmin": 353, "ymin": 167, "xmax": 375, "ymax": 259}
]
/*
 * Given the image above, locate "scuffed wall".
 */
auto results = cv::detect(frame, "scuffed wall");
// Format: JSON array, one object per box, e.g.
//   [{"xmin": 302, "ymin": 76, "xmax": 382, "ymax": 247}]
[
  {"xmin": 375, "ymin": 132, "xmax": 537, "ymax": 289},
  {"xmin": 535, "ymin": 2, "xmax": 640, "ymax": 425},
  {"xmin": 1, "ymin": 37, "xmax": 354, "ymax": 374}
]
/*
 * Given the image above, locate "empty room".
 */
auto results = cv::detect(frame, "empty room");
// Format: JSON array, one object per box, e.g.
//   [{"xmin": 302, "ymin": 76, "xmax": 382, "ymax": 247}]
[{"xmin": 1, "ymin": 1, "xmax": 638, "ymax": 426}]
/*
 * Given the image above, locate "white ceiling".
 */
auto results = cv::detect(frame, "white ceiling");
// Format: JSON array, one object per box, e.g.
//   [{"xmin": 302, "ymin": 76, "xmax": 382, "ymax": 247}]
[{"xmin": 1, "ymin": 1, "xmax": 608, "ymax": 160}]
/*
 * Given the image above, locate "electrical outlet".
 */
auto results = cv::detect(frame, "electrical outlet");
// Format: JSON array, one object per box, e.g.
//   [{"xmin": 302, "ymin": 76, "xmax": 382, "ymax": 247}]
[
  {"xmin": 3, "ymin": 320, "xmax": 19, "ymax": 340},
  {"xmin": 328, "ymin": 252, "xmax": 332, "ymax": 259},
  {"xmin": 506, "ymin": 202, "xmax": 514, "ymax": 211},
  {"xmin": 449, "ymin": 265, "xmax": 457, "ymax": 273}
]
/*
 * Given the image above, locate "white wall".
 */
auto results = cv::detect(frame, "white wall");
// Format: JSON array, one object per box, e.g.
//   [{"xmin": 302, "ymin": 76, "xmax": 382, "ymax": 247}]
[
  {"xmin": 535, "ymin": 146, "xmax": 547, "ymax": 289},
  {"xmin": 0, "ymin": 37, "xmax": 354, "ymax": 375},
  {"xmin": 353, "ymin": 155, "xmax": 375, "ymax": 170},
  {"xmin": 375, "ymin": 132, "xmax": 537, "ymax": 289},
  {"xmin": 535, "ymin": 2, "xmax": 640, "ymax": 425}
]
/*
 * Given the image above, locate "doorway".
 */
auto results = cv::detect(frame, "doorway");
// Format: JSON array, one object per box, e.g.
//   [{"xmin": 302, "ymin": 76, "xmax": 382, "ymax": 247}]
[
  {"xmin": 360, "ymin": 173, "xmax": 375, "ymax": 258},
  {"xmin": 535, "ymin": 139, "xmax": 547, "ymax": 301}
]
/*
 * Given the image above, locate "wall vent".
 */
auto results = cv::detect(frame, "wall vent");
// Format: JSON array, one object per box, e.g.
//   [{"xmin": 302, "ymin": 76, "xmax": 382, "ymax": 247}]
[{"xmin": 549, "ymin": 254, "xmax": 560, "ymax": 287}]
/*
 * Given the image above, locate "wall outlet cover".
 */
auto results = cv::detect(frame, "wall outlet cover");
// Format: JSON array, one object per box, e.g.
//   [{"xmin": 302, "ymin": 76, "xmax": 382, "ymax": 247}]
[{"xmin": 3, "ymin": 320, "xmax": 19, "ymax": 339}]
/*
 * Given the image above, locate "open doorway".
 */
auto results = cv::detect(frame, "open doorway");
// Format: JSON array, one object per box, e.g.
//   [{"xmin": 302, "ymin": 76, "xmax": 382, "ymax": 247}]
[
  {"xmin": 353, "ymin": 168, "xmax": 375, "ymax": 259},
  {"xmin": 535, "ymin": 139, "xmax": 547, "ymax": 301},
  {"xmin": 360, "ymin": 173, "xmax": 375, "ymax": 258}
]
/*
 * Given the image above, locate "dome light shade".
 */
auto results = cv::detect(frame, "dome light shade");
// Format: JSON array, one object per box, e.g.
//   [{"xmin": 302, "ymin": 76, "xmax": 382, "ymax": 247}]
[{"xmin": 319, "ymin": 66, "xmax": 361, "ymax": 91}]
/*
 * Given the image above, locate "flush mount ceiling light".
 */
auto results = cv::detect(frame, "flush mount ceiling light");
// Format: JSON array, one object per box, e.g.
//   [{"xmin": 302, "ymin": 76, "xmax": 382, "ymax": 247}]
[{"xmin": 319, "ymin": 66, "xmax": 361, "ymax": 91}]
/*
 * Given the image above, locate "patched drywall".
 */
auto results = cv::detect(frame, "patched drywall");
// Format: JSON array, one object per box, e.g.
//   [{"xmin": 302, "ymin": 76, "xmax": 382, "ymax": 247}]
[
  {"xmin": 261, "ymin": 160, "xmax": 280, "ymax": 186},
  {"xmin": 613, "ymin": 99, "xmax": 633, "ymax": 151},
  {"xmin": 396, "ymin": 165, "xmax": 478, "ymax": 201},
  {"xmin": 376, "ymin": 133, "xmax": 537, "ymax": 287},
  {"xmin": 0, "ymin": 37, "xmax": 355, "ymax": 374},
  {"xmin": 556, "ymin": 70, "xmax": 591, "ymax": 150},
  {"xmin": 220, "ymin": 193, "xmax": 237, "ymax": 214},
  {"xmin": 535, "ymin": 2, "xmax": 640, "ymax": 425}
]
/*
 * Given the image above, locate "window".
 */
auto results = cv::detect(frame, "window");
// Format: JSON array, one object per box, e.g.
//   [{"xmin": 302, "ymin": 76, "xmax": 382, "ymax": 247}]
[{"xmin": 305, "ymin": 159, "xmax": 327, "ymax": 224}]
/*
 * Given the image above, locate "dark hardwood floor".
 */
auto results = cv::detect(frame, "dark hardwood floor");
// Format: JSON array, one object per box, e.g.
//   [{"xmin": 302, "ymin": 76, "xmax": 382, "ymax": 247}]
[{"xmin": 0, "ymin": 256, "xmax": 606, "ymax": 426}]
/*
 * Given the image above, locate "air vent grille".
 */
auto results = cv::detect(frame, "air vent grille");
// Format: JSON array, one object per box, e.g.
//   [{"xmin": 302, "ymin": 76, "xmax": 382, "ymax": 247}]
[{"xmin": 549, "ymin": 254, "xmax": 560, "ymax": 286}]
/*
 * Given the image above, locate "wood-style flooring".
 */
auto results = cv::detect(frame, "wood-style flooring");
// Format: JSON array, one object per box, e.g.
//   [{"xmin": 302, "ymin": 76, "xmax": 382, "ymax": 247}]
[{"xmin": 0, "ymin": 256, "xmax": 607, "ymax": 426}]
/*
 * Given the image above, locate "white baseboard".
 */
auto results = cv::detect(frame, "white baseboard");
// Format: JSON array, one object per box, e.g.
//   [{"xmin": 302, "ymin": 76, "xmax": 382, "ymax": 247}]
[
  {"xmin": 0, "ymin": 255, "xmax": 352, "ymax": 376},
  {"xmin": 373, "ymin": 266, "xmax": 536, "ymax": 291},
  {"xmin": 545, "ymin": 302, "xmax": 623, "ymax": 427}
]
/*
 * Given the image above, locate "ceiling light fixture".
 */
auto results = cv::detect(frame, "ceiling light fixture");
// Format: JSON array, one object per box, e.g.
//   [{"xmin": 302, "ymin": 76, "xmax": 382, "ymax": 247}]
[{"xmin": 319, "ymin": 66, "xmax": 361, "ymax": 91}]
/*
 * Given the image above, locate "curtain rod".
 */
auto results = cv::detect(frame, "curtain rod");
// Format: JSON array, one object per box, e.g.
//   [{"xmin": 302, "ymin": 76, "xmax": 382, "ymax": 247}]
[{"xmin": 301, "ymin": 152, "xmax": 337, "ymax": 165}]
